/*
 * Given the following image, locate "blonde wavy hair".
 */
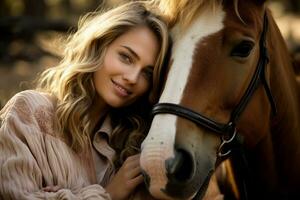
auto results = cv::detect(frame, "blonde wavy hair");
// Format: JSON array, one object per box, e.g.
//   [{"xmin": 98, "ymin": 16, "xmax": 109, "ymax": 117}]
[{"xmin": 36, "ymin": 1, "xmax": 169, "ymax": 166}]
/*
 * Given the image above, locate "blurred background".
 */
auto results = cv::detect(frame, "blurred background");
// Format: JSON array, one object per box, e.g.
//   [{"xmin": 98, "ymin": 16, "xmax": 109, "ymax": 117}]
[{"xmin": 0, "ymin": 0, "xmax": 299, "ymax": 108}]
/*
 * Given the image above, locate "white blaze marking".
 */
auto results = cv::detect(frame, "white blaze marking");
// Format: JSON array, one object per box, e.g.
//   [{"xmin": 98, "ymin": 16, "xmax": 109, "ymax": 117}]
[
  {"xmin": 161, "ymin": 9, "xmax": 225, "ymax": 104},
  {"xmin": 140, "ymin": 6, "xmax": 225, "ymax": 198},
  {"xmin": 149, "ymin": 6, "xmax": 226, "ymax": 141}
]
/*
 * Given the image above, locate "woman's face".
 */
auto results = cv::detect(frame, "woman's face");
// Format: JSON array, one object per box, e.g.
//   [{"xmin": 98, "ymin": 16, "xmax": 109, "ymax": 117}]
[{"xmin": 93, "ymin": 26, "xmax": 160, "ymax": 108}]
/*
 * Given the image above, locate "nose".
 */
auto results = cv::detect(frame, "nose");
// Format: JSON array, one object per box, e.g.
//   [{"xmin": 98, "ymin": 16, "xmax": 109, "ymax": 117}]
[
  {"xmin": 123, "ymin": 66, "xmax": 140, "ymax": 84},
  {"xmin": 165, "ymin": 148, "xmax": 194, "ymax": 183}
]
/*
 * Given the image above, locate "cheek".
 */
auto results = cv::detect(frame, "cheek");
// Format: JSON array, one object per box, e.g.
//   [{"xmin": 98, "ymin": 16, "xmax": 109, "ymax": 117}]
[
  {"xmin": 93, "ymin": 71, "xmax": 103, "ymax": 95},
  {"xmin": 103, "ymin": 52, "xmax": 124, "ymax": 74},
  {"xmin": 93, "ymin": 67, "xmax": 105, "ymax": 82},
  {"xmin": 105, "ymin": 58, "xmax": 117, "ymax": 70},
  {"xmin": 137, "ymin": 79, "xmax": 151, "ymax": 96}
]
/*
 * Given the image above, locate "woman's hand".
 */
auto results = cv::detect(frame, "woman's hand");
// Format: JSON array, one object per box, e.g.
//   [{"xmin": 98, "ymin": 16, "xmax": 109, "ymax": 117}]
[{"xmin": 105, "ymin": 154, "xmax": 144, "ymax": 200}]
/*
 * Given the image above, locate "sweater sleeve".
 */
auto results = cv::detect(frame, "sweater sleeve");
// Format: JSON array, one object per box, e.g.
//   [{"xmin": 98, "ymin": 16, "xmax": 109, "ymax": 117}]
[{"xmin": 0, "ymin": 91, "xmax": 111, "ymax": 200}]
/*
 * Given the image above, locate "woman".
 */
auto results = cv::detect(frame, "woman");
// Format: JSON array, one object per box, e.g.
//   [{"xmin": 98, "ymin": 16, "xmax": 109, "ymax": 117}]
[
  {"xmin": 0, "ymin": 1, "xmax": 225, "ymax": 199},
  {"xmin": 0, "ymin": 2, "xmax": 169, "ymax": 199}
]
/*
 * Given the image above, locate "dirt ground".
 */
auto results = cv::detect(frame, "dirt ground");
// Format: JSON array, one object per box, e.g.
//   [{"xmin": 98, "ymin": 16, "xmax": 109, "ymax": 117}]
[{"xmin": 0, "ymin": 1, "xmax": 299, "ymax": 108}]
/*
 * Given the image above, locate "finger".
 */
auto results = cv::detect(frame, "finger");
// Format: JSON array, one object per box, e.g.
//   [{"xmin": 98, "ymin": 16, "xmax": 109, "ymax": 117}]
[
  {"xmin": 127, "ymin": 166, "xmax": 142, "ymax": 179},
  {"xmin": 127, "ymin": 174, "xmax": 144, "ymax": 189},
  {"xmin": 125, "ymin": 154, "xmax": 140, "ymax": 163},
  {"xmin": 124, "ymin": 155, "xmax": 141, "ymax": 169},
  {"xmin": 130, "ymin": 153, "xmax": 141, "ymax": 158}
]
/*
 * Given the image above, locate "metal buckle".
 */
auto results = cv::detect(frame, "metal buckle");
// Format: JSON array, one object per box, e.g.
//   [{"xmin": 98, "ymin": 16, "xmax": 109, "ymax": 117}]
[{"xmin": 218, "ymin": 127, "xmax": 237, "ymax": 157}]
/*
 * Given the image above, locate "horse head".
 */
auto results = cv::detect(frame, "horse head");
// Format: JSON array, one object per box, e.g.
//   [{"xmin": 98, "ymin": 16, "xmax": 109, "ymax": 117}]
[{"xmin": 141, "ymin": 0, "xmax": 300, "ymax": 199}]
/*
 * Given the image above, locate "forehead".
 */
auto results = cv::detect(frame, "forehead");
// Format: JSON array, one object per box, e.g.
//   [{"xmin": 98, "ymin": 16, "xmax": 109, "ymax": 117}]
[
  {"xmin": 109, "ymin": 26, "xmax": 159, "ymax": 64},
  {"xmin": 159, "ymin": 6, "xmax": 225, "ymax": 104},
  {"xmin": 112, "ymin": 26, "xmax": 158, "ymax": 46}
]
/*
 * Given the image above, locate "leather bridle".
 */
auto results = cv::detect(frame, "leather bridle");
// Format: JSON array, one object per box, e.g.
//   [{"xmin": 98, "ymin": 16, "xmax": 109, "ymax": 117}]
[
  {"xmin": 151, "ymin": 12, "xmax": 276, "ymax": 200},
  {"xmin": 152, "ymin": 12, "xmax": 276, "ymax": 158}
]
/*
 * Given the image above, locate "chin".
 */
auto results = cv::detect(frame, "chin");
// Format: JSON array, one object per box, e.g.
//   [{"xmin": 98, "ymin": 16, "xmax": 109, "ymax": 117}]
[
  {"xmin": 108, "ymin": 100, "xmax": 129, "ymax": 108},
  {"xmin": 105, "ymin": 95, "xmax": 136, "ymax": 108}
]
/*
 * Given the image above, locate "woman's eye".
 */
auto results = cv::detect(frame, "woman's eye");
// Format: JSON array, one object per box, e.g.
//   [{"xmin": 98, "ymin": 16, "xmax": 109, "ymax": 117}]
[
  {"xmin": 142, "ymin": 68, "xmax": 153, "ymax": 80},
  {"xmin": 231, "ymin": 41, "xmax": 254, "ymax": 58},
  {"xmin": 119, "ymin": 52, "xmax": 133, "ymax": 64}
]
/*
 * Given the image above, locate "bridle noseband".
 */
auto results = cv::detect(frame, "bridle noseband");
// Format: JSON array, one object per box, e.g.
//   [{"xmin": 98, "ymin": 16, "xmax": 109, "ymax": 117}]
[{"xmin": 152, "ymin": 12, "xmax": 276, "ymax": 158}]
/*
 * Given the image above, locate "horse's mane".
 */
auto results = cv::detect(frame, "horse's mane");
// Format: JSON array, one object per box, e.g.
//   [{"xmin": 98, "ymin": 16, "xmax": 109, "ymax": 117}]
[{"xmin": 149, "ymin": 0, "xmax": 240, "ymax": 28}]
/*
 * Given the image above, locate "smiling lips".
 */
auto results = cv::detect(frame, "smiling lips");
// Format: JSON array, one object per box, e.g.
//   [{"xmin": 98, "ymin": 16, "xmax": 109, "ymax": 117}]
[{"xmin": 111, "ymin": 79, "xmax": 132, "ymax": 97}]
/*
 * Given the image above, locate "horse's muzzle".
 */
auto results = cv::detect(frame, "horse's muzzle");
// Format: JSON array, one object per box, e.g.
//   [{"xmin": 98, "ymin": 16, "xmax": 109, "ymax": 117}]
[{"xmin": 141, "ymin": 146, "xmax": 214, "ymax": 200}]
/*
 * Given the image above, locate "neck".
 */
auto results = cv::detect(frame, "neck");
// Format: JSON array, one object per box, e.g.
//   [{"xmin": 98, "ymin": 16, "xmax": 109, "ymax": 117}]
[
  {"xmin": 268, "ymin": 47, "xmax": 300, "ymax": 194},
  {"xmin": 246, "ymin": 12, "xmax": 300, "ymax": 196}
]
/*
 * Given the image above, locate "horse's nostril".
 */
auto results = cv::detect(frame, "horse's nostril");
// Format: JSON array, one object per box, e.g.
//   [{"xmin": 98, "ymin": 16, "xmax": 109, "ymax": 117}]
[{"xmin": 165, "ymin": 149, "xmax": 194, "ymax": 182}]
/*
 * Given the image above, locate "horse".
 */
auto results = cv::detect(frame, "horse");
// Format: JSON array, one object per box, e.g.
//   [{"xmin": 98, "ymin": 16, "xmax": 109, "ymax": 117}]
[{"xmin": 140, "ymin": 0, "xmax": 300, "ymax": 199}]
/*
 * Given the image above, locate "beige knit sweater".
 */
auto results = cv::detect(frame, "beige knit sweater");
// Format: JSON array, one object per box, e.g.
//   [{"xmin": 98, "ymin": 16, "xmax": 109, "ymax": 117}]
[
  {"xmin": 0, "ymin": 90, "xmax": 223, "ymax": 200},
  {"xmin": 0, "ymin": 90, "xmax": 113, "ymax": 200}
]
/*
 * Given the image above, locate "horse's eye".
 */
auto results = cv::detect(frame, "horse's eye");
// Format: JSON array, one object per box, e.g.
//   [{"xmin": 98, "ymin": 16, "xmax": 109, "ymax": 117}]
[{"xmin": 231, "ymin": 41, "xmax": 254, "ymax": 58}]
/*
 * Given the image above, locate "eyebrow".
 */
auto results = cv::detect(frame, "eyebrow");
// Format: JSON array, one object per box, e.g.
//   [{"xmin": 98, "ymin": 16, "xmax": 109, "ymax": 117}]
[{"xmin": 121, "ymin": 45, "xmax": 140, "ymax": 60}]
